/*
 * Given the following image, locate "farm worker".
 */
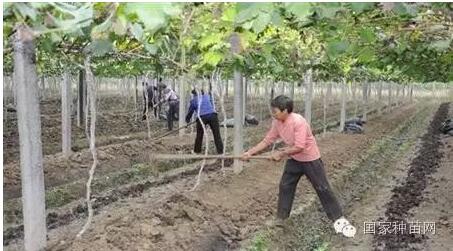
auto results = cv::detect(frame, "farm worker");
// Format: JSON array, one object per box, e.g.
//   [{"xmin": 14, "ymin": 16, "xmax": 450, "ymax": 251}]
[
  {"xmin": 185, "ymin": 89, "xmax": 224, "ymax": 154},
  {"xmin": 142, "ymin": 80, "xmax": 158, "ymax": 120},
  {"xmin": 242, "ymin": 95, "xmax": 356, "ymax": 237},
  {"xmin": 157, "ymin": 83, "xmax": 179, "ymax": 131}
]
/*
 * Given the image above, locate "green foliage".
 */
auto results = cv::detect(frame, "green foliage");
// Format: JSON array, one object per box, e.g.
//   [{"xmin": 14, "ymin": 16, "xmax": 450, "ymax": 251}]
[
  {"xmin": 86, "ymin": 39, "xmax": 114, "ymax": 56},
  {"xmin": 357, "ymin": 46, "xmax": 376, "ymax": 63},
  {"xmin": 313, "ymin": 241, "xmax": 330, "ymax": 251},
  {"xmin": 199, "ymin": 33, "xmax": 224, "ymax": 49},
  {"xmin": 235, "ymin": 3, "xmax": 273, "ymax": 24},
  {"xmin": 313, "ymin": 3, "xmax": 344, "ymax": 19},
  {"xmin": 285, "ymin": 3, "xmax": 313, "ymax": 22},
  {"xmin": 50, "ymin": 2, "xmax": 94, "ymax": 31},
  {"xmin": 327, "ymin": 40, "xmax": 350, "ymax": 58},
  {"xmin": 349, "ymin": 3, "xmax": 375, "ymax": 14},
  {"xmin": 202, "ymin": 51, "xmax": 223, "ymax": 66},
  {"xmin": 2, "ymin": 2, "xmax": 452, "ymax": 84},
  {"xmin": 392, "ymin": 3, "xmax": 418, "ymax": 17},
  {"xmin": 246, "ymin": 233, "xmax": 269, "ymax": 251},
  {"xmin": 359, "ymin": 28, "xmax": 376, "ymax": 43},
  {"xmin": 123, "ymin": 3, "xmax": 181, "ymax": 33},
  {"xmin": 430, "ymin": 39, "xmax": 452, "ymax": 52}
]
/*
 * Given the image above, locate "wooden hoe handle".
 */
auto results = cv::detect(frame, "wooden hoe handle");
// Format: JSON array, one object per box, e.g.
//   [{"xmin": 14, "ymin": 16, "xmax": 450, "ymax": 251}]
[{"xmin": 150, "ymin": 153, "xmax": 272, "ymax": 160}]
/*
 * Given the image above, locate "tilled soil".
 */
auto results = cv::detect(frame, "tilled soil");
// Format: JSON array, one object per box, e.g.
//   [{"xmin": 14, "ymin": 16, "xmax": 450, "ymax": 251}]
[
  {"xmin": 3, "ymin": 159, "xmax": 234, "ymax": 247},
  {"xmin": 3, "ymin": 96, "xmax": 378, "ymax": 206},
  {"xmin": 2, "ymin": 96, "xmax": 380, "ymax": 194},
  {"xmin": 253, "ymin": 101, "xmax": 435, "ymax": 251},
  {"xmin": 3, "ymin": 102, "xmax": 418, "ymax": 250},
  {"xmin": 314, "ymin": 102, "xmax": 440, "ymax": 251},
  {"xmin": 3, "ymin": 136, "xmax": 192, "ymax": 198},
  {"xmin": 409, "ymin": 126, "xmax": 453, "ymax": 251},
  {"xmin": 3, "ymin": 98, "xmax": 155, "ymax": 164},
  {"xmin": 372, "ymin": 103, "xmax": 450, "ymax": 250},
  {"xmin": 2, "ymin": 91, "xmax": 367, "ymax": 165}
]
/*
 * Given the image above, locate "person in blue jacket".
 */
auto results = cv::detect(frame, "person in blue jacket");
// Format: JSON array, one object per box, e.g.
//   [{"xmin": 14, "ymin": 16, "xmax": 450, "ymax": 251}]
[{"xmin": 186, "ymin": 89, "xmax": 224, "ymax": 154}]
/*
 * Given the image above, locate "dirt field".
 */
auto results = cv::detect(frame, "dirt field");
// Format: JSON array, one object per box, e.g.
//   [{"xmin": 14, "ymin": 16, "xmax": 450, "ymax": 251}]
[
  {"xmin": 5, "ymin": 89, "xmax": 446, "ymax": 251},
  {"xmin": 246, "ymin": 101, "xmax": 452, "ymax": 251},
  {"xmin": 317, "ymin": 102, "xmax": 453, "ymax": 251},
  {"xmin": 2, "ymin": 95, "xmax": 380, "ymax": 196},
  {"xmin": 3, "ymin": 94, "xmax": 374, "ymax": 208},
  {"xmin": 3, "ymin": 97, "xmax": 156, "ymax": 164},
  {"xmin": 4, "ymin": 97, "xmax": 432, "ymax": 250}
]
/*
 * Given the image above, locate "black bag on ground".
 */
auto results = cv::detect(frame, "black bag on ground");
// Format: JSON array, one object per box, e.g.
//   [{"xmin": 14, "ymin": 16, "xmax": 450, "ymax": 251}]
[
  {"xmin": 440, "ymin": 118, "xmax": 453, "ymax": 136},
  {"xmin": 343, "ymin": 117, "xmax": 365, "ymax": 134},
  {"xmin": 220, "ymin": 114, "xmax": 259, "ymax": 128},
  {"xmin": 344, "ymin": 123, "xmax": 364, "ymax": 134},
  {"xmin": 245, "ymin": 114, "xmax": 259, "ymax": 126},
  {"xmin": 345, "ymin": 118, "xmax": 366, "ymax": 126},
  {"xmin": 220, "ymin": 118, "xmax": 235, "ymax": 128}
]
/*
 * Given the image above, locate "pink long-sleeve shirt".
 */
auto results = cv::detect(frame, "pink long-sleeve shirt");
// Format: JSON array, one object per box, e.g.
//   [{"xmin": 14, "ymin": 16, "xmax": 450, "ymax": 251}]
[{"xmin": 257, "ymin": 113, "xmax": 321, "ymax": 162}]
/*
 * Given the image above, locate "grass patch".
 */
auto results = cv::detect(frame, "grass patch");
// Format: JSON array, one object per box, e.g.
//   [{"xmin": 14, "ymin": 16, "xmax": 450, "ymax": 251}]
[
  {"xmin": 313, "ymin": 241, "xmax": 330, "ymax": 251},
  {"xmin": 244, "ymin": 232, "xmax": 270, "ymax": 251},
  {"xmin": 46, "ymin": 186, "xmax": 79, "ymax": 209}
]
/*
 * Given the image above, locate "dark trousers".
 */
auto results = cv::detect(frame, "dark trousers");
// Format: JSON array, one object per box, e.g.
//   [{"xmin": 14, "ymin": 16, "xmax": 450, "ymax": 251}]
[
  {"xmin": 143, "ymin": 101, "xmax": 158, "ymax": 119},
  {"xmin": 194, "ymin": 113, "xmax": 224, "ymax": 154},
  {"xmin": 277, "ymin": 158, "xmax": 343, "ymax": 221},
  {"xmin": 167, "ymin": 100, "xmax": 179, "ymax": 130}
]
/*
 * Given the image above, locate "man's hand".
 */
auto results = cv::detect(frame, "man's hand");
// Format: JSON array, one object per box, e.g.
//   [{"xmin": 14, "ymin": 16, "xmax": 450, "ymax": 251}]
[
  {"xmin": 241, "ymin": 151, "xmax": 253, "ymax": 161},
  {"xmin": 271, "ymin": 151, "xmax": 285, "ymax": 161}
]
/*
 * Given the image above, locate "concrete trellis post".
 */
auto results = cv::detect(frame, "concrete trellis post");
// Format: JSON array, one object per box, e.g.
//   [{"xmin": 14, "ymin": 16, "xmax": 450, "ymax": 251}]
[
  {"xmin": 14, "ymin": 24, "xmax": 47, "ymax": 251},
  {"xmin": 304, "ymin": 69, "xmax": 313, "ymax": 125},
  {"xmin": 339, "ymin": 79, "xmax": 347, "ymax": 132},
  {"xmin": 230, "ymin": 32, "xmax": 244, "ymax": 174},
  {"xmin": 61, "ymin": 71, "xmax": 72, "ymax": 157}
]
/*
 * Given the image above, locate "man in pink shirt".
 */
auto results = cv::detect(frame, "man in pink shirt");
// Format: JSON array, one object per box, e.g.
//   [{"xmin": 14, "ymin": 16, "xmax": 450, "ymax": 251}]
[{"xmin": 242, "ymin": 95, "xmax": 355, "ymax": 237}]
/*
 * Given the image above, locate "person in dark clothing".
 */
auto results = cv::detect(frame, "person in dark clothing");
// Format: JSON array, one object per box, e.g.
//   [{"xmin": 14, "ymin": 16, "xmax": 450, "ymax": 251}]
[
  {"xmin": 142, "ymin": 82, "xmax": 158, "ymax": 120},
  {"xmin": 186, "ymin": 89, "xmax": 224, "ymax": 154},
  {"xmin": 157, "ymin": 84, "xmax": 179, "ymax": 131}
]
